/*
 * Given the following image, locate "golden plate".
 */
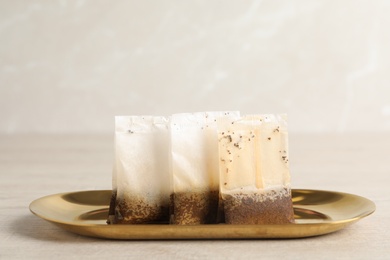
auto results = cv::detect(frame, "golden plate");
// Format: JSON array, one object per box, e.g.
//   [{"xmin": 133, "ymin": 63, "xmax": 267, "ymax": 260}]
[{"xmin": 29, "ymin": 189, "xmax": 375, "ymax": 239}]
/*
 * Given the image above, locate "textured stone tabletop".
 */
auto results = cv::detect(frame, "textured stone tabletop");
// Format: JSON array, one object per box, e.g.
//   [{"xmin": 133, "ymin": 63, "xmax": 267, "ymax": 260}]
[{"xmin": 1, "ymin": 134, "xmax": 389, "ymax": 259}]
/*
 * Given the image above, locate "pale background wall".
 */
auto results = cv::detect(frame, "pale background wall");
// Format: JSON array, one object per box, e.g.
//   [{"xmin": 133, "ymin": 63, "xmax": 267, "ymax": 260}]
[{"xmin": 1, "ymin": 0, "xmax": 390, "ymax": 134}]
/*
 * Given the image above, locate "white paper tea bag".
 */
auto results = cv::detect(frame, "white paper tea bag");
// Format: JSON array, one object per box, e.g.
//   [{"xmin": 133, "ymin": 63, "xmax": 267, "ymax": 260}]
[
  {"xmin": 170, "ymin": 111, "xmax": 240, "ymax": 225},
  {"xmin": 217, "ymin": 114, "xmax": 295, "ymax": 224},
  {"xmin": 108, "ymin": 116, "xmax": 171, "ymax": 224}
]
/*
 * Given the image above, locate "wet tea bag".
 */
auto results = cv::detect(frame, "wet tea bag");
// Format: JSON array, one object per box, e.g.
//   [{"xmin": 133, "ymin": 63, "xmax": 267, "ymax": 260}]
[
  {"xmin": 170, "ymin": 111, "xmax": 240, "ymax": 225},
  {"xmin": 108, "ymin": 116, "xmax": 171, "ymax": 224},
  {"xmin": 218, "ymin": 114, "xmax": 295, "ymax": 224}
]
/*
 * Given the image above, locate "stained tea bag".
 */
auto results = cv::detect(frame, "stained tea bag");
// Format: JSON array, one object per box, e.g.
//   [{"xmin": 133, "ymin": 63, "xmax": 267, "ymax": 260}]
[
  {"xmin": 108, "ymin": 116, "xmax": 171, "ymax": 224},
  {"xmin": 170, "ymin": 111, "xmax": 240, "ymax": 225},
  {"xmin": 218, "ymin": 114, "xmax": 295, "ymax": 224}
]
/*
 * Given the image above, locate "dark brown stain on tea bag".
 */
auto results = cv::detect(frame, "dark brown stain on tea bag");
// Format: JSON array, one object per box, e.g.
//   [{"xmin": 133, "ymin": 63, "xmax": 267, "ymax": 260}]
[
  {"xmin": 169, "ymin": 193, "xmax": 175, "ymax": 224},
  {"xmin": 216, "ymin": 192, "xmax": 225, "ymax": 223},
  {"xmin": 107, "ymin": 190, "xmax": 117, "ymax": 224},
  {"xmin": 223, "ymin": 188, "xmax": 295, "ymax": 225},
  {"xmin": 172, "ymin": 190, "xmax": 219, "ymax": 225},
  {"xmin": 113, "ymin": 198, "xmax": 170, "ymax": 224}
]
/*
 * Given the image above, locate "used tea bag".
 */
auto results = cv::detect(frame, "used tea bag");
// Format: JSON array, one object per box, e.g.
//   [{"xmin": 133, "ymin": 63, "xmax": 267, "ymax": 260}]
[
  {"xmin": 170, "ymin": 111, "xmax": 240, "ymax": 225},
  {"xmin": 218, "ymin": 114, "xmax": 295, "ymax": 224},
  {"xmin": 108, "ymin": 116, "xmax": 171, "ymax": 224}
]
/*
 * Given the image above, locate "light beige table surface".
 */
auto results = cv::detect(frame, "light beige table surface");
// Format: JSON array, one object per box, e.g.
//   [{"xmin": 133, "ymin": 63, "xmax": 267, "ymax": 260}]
[{"xmin": 1, "ymin": 134, "xmax": 389, "ymax": 259}]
